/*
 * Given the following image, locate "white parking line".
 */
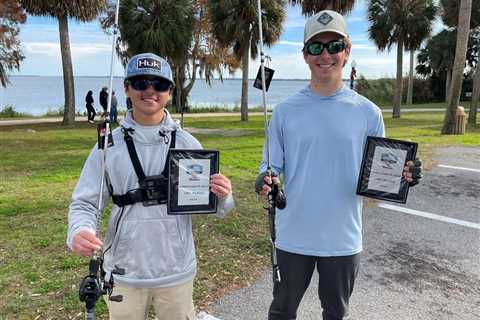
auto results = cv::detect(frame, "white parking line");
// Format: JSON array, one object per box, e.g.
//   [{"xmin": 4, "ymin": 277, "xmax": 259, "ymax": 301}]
[
  {"xmin": 378, "ymin": 203, "xmax": 480, "ymax": 230},
  {"xmin": 438, "ymin": 164, "xmax": 480, "ymax": 173}
]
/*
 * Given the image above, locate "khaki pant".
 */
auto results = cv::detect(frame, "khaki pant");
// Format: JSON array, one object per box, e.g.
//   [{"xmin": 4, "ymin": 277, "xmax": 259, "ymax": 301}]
[{"xmin": 105, "ymin": 280, "xmax": 196, "ymax": 320}]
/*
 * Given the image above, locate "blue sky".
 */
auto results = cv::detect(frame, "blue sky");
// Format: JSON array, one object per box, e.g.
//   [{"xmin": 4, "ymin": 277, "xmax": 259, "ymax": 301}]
[{"xmin": 14, "ymin": 0, "xmax": 443, "ymax": 79}]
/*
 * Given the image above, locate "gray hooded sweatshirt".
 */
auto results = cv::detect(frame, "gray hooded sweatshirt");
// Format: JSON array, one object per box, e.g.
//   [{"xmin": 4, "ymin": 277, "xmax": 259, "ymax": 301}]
[{"xmin": 67, "ymin": 110, "xmax": 235, "ymax": 288}]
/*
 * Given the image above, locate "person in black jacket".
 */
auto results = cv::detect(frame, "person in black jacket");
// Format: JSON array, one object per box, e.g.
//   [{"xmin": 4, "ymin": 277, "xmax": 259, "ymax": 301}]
[
  {"xmin": 85, "ymin": 90, "xmax": 96, "ymax": 123},
  {"xmin": 99, "ymin": 86, "xmax": 109, "ymax": 117}
]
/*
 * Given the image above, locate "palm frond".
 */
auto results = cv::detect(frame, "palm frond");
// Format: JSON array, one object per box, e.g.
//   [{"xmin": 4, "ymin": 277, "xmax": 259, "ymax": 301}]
[
  {"xmin": 21, "ymin": 0, "xmax": 106, "ymax": 21},
  {"xmin": 288, "ymin": 0, "xmax": 355, "ymax": 15}
]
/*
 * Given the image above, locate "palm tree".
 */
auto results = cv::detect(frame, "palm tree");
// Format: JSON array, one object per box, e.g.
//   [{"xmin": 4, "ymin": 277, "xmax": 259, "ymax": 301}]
[
  {"xmin": 208, "ymin": 0, "xmax": 285, "ymax": 121},
  {"xmin": 441, "ymin": 0, "xmax": 480, "ymax": 126},
  {"xmin": 416, "ymin": 30, "xmax": 457, "ymax": 102},
  {"xmin": 0, "ymin": 1, "xmax": 26, "ymax": 87},
  {"xmin": 21, "ymin": 0, "xmax": 106, "ymax": 125},
  {"xmin": 288, "ymin": 0, "xmax": 355, "ymax": 15},
  {"xmin": 405, "ymin": 1, "xmax": 437, "ymax": 105},
  {"xmin": 367, "ymin": 0, "xmax": 437, "ymax": 118},
  {"xmin": 102, "ymin": 0, "xmax": 235, "ymax": 112},
  {"xmin": 116, "ymin": 0, "xmax": 195, "ymax": 112},
  {"xmin": 441, "ymin": 0, "xmax": 473, "ymax": 133},
  {"xmin": 440, "ymin": 0, "xmax": 479, "ymax": 29},
  {"xmin": 470, "ymin": 58, "xmax": 480, "ymax": 126}
]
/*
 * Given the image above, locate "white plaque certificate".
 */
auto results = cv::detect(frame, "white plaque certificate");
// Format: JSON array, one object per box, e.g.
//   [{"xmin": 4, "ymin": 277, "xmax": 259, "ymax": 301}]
[
  {"xmin": 357, "ymin": 137, "xmax": 417, "ymax": 203},
  {"xmin": 168, "ymin": 149, "xmax": 219, "ymax": 214},
  {"xmin": 178, "ymin": 159, "xmax": 211, "ymax": 206},
  {"xmin": 367, "ymin": 147, "xmax": 407, "ymax": 193}
]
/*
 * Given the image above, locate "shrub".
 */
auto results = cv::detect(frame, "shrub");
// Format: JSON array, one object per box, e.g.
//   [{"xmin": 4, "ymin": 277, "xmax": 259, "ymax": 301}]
[
  {"xmin": 0, "ymin": 105, "xmax": 27, "ymax": 118},
  {"xmin": 356, "ymin": 76, "xmax": 395, "ymax": 106}
]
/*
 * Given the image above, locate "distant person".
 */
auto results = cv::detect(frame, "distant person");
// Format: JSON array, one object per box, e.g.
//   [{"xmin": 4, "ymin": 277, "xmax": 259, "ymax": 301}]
[
  {"xmin": 110, "ymin": 90, "xmax": 118, "ymax": 124},
  {"xmin": 349, "ymin": 66, "xmax": 357, "ymax": 90},
  {"xmin": 99, "ymin": 86, "xmax": 109, "ymax": 117},
  {"xmin": 85, "ymin": 90, "xmax": 95, "ymax": 123}
]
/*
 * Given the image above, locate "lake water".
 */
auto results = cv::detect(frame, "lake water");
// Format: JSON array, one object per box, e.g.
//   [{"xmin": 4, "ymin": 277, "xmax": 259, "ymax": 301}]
[{"xmin": 0, "ymin": 76, "xmax": 350, "ymax": 115}]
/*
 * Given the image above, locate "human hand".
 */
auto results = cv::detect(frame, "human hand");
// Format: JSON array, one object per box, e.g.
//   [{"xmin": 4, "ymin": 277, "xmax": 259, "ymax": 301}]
[
  {"xmin": 255, "ymin": 172, "xmax": 280, "ymax": 200},
  {"xmin": 210, "ymin": 173, "xmax": 232, "ymax": 199},
  {"xmin": 72, "ymin": 230, "xmax": 103, "ymax": 256},
  {"xmin": 403, "ymin": 158, "xmax": 423, "ymax": 187}
]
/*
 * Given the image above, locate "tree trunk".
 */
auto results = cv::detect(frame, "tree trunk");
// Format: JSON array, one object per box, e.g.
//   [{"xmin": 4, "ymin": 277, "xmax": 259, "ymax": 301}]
[
  {"xmin": 468, "ymin": 65, "xmax": 480, "ymax": 125},
  {"xmin": 174, "ymin": 65, "xmax": 184, "ymax": 114},
  {"xmin": 58, "ymin": 16, "xmax": 75, "ymax": 125},
  {"xmin": 393, "ymin": 39, "xmax": 403, "ymax": 118},
  {"xmin": 445, "ymin": 69, "xmax": 452, "ymax": 102},
  {"xmin": 183, "ymin": 60, "xmax": 199, "ymax": 109},
  {"xmin": 442, "ymin": 0, "xmax": 472, "ymax": 134},
  {"xmin": 407, "ymin": 50, "xmax": 414, "ymax": 105},
  {"xmin": 240, "ymin": 43, "xmax": 249, "ymax": 122}
]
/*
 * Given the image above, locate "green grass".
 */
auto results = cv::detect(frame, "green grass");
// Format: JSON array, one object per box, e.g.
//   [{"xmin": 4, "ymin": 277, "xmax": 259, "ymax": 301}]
[
  {"xmin": 377, "ymin": 101, "xmax": 472, "ymax": 109},
  {"xmin": 0, "ymin": 111, "xmax": 479, "ymax": 318}
]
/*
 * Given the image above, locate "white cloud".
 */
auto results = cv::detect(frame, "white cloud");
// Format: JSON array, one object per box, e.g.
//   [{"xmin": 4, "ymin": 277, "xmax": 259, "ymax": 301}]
[
  {"xmin": 352, "ymin": 44, "xmax": 375, "ymax": 50},
  {"xmin": 278, "ymin": 40, "xmax": 303, "ymax": 47},
  {"xmin": 23, "ymin": 42, "xmax": 112, "ymax": 58}
]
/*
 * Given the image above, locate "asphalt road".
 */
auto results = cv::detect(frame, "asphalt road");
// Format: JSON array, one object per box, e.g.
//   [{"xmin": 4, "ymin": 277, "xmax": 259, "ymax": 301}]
[{"xmin": 208, "ymin": 146, "xmax": 480, "ymax": 320}]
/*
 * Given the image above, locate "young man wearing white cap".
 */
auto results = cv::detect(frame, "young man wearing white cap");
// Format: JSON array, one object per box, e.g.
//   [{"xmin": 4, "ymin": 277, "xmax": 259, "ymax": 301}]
[
  {"xmin": 68, "ymin": 53, "xmax": 235, "ymax": 320},
  {"xmin": 256, "ymin": 10, "xmax": 421, "ymax": 320}
]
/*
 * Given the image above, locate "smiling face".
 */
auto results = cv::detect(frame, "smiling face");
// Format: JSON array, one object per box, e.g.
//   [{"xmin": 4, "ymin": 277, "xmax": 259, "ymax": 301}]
[
  {"xmin": 125, "ymin": 76, "xmax": 172, "ymax": 125},
  {"xmin": 303, "ymin": 32, "xmax": 351, "ymax": 86}
]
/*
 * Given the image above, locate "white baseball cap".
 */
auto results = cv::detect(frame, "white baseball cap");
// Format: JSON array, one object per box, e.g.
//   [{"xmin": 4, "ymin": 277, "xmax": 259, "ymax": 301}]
[{"xmin": 304, "ymin": 10, "xmax": 348, "ymax": 44}]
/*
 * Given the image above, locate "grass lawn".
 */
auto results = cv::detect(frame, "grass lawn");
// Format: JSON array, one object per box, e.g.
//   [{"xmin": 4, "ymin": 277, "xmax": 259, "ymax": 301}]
[{"xmin": 0, "ymin": 112, "xmax": 479, "ymax": 319}]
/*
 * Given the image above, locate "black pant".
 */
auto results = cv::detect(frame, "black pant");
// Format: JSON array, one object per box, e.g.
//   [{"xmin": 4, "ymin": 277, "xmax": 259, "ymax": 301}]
[
  {"xmin": 86, "ymin": 104, "xmax": 96, "ymax": 121},
  {"xmin": 268, "ymin": 249, "xmax": 360, "ymax": 320}
]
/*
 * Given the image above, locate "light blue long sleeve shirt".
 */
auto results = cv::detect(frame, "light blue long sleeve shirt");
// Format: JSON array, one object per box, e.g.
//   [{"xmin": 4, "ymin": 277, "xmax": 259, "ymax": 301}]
[{"xmin": 260, "ymin": 85, "xmax": 385, "ymax": 257}]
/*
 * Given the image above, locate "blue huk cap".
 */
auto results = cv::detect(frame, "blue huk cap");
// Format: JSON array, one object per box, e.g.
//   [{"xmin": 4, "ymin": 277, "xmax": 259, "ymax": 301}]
[{"xmin": 125, "ymin": 53, "xmax": 174, "ymax": 85}]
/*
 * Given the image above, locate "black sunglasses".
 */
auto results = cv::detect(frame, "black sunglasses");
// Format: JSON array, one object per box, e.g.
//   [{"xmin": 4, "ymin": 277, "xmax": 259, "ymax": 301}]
[
  {"xmin": 129, "ymin": 77, "xmax": 172, "ymax": 92},
  {"xmin": 305, "ymin": 40, "xmax": 346, "ymax": 56}
]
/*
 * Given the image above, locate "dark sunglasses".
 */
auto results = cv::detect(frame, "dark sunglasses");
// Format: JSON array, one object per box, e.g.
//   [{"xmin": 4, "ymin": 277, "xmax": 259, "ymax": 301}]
[
  {"xmin": 129, "ymin": 77, "xmax": 172, "ymax": 92},
  {"xmin": 305, "ymin": 40, "xmax": 346, "ymax": 56}
]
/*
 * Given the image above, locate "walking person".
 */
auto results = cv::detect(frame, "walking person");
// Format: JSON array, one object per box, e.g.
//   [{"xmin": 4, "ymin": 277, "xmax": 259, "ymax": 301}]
[
  {"xmin": 255, "ymin": 11, "xmax": 422, "ymax": 320},
  {"xmin": 349, "ymin": 66, "xmax": 356, "ymax": 90},
  {"xmin": 110, "ymin": 90, "xmax": 118, "ymax": 124},
  {"xmin": 68, "ymin": 53, "xmax": 235, "ymax": 320},
  {"xmin": 85, "ymin": 90, "xmax": 96, "ymax": 123},
  {"xmin": 99, "ymin": 86, "xmax": 109, "ymax": 117}
]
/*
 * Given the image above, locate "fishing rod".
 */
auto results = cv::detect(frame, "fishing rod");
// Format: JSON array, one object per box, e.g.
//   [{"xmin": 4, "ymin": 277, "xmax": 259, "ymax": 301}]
[
  {"xmin": 78, "ymin": 0, "xmax": 123, "ymax": 318},
  {"xmin": 256, "ymin": 0, "xmax": 286, "ymax": 284}
]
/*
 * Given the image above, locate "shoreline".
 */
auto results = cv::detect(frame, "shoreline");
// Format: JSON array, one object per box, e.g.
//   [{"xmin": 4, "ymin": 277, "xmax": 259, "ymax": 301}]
[{"xmin": 0, "ymin": 108, "xmax": 463, "ymax": 127}]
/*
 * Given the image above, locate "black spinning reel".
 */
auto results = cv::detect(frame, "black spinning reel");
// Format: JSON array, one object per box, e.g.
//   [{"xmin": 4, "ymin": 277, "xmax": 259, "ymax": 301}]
[{"xmin": 79, "ymin": 255, "xmax": 124, "ymax": 318}]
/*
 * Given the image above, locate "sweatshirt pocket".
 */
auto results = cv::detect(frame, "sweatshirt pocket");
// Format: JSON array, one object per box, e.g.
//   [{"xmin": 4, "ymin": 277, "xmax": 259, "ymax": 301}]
[{"xmin": 113, "ymin": 217, "xmax": 188, "ymax": 279}]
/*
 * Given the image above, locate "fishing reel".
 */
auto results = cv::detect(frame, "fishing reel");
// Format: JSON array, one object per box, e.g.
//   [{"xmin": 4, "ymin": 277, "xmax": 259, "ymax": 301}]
[
  {"xmin": 255, "ymin": 171, "xmax": 287, "ymax": 210},
  {"xmin": 270, "ymin": 182, "xmax": 286, "ymax": 210},
  {"xmin": 79, "ymin": 255, "xmax": 124, "ymax": 314}
]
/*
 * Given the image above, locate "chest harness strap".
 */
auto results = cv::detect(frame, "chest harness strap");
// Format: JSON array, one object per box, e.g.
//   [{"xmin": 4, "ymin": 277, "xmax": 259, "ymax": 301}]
[{"xmin": 111, "ymin": 127, "xmax": 176, "ymax": 207}]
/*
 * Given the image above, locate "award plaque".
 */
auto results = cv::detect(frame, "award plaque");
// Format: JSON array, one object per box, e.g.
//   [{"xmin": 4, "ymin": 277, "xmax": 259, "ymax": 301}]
[
  {"xmin": 167, "ymin": 149, "xmax": 219, "ymax": 215},
  {"xmin": 356, "ymin": 137, "xmax": 417, "ymax": 203}
]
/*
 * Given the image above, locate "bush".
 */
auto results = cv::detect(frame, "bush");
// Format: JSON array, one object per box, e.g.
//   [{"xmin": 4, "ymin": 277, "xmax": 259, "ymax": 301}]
[
  {"xmin": 0, "ymin": 105, "xmax": 27, "ymax": 118},
  {"xmin": 356, "ymin": 76, "xmax": 447, "ymax": 105},
  {"xmin": 356, "ymin": 76, "xmax": 395, "ymax": 106}
]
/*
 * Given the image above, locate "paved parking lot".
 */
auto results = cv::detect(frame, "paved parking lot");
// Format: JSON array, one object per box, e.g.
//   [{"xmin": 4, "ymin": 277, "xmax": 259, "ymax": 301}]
[{"xmin": 208, "ymin": 146, "xmax": 480, "ymax": 320}]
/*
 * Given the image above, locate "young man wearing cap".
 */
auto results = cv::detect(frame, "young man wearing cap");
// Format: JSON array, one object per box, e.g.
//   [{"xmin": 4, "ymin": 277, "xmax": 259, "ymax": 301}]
[
  {"xmin": 68, "ymin": 53, "xmax": 235, "ymax": 320},
  {"xmin": 256, "ymin": 10, "xmax": 422, "ymax": 320}
]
